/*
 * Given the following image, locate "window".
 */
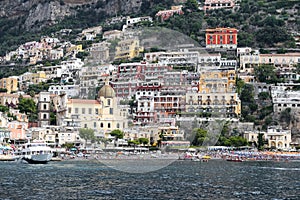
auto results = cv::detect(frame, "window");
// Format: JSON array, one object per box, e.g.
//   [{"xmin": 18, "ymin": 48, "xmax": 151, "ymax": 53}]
[
  {"xmin": 110, "ymin": 108, "xmax": 113, "ymax": 114},
  {"xmin": 43, "ymin": 114, "xmax": 47, "ymax": 119},
  {"xmin": 95, "ymin": 109, "xmax": 98, "ymax": 115},
  {"xmin": 108, "ymin": 123, "xmax": 111, "ymax": 128},
  {"xmin": 84, "ymin": 124, "xmax": 87, "ymax": 128},
  {"xmin": 89, "ymin": 108, "xmax": 92, "ymax": 114},
  {"xmin": 100, "ymin": 123, "xmax": 103, "ymax": 128},
  {"xmin": 68, "ymin": 108, "xmax": 71, "ymax": 114},
  {"xmin": 43, "ymin": 104, "xmax": 47, "ymax": 110},
  {"xmin": 82, "ymin": 108, "xmax": 85, "ymax": 114},
  {"xmin": 107, "ymin": 99, "xmax": 111, "ymax": 106},
  {"xmin": 94, "ymin": 122, "xmax": 96, "ymax": 128},
  {"xmin": 117, "ymin": 123, "xmax": 120, "ymax": 128},
  {"xmin": 75, "ymin": 108, "xmax": 79, "ymax": 114}
]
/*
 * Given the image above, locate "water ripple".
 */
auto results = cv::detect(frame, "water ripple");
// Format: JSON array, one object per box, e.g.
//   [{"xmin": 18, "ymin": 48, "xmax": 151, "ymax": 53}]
[{"xmin": 0, "ymin": 160, "xmax": 299, "ymax": 199}]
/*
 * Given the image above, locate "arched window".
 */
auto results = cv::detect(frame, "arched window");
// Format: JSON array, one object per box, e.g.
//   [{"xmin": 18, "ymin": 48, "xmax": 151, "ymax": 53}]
[
  {"xmin": 43, "ymin": 104, "xmax": 47, "ymax": 110},
  {"xmin": 108, "ymin": 123, "xmax": 111, "ymax": 128},
  {"xmin": 117, "ymin": 123, "xmax": 120, "ymax": 128},
  {"xmin": 100, "ymin": 123, "xmax": 103, "ymax": 128},
  {"xmin": 43, "ymin": 114, "xmax": 47, "ymax": 119}
]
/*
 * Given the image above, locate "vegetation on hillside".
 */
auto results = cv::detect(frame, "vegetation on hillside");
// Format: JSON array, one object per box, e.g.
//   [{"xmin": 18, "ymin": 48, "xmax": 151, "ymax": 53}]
[{"xmin": 0, "ymin": 0, "xmax": 299, "ymax": 56}]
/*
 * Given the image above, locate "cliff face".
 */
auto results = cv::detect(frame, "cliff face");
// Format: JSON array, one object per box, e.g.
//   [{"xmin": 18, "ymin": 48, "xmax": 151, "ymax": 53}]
[
  {"xmin": 24, "ymin": 1, "xmax": 73, "ymax": 30},
  {"xmin": 0, "ymin": 0, "xmax": 73, "ymax": 31},
  {"xmin": 0, "ymin": 0, "xmax": 154, "ymax": 31}
]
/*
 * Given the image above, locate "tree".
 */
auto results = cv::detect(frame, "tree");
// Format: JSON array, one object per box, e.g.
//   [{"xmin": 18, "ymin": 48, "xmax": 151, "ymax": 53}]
[
  {"xmin": 110, "ymin": 129, "xmax": 124, "ymax": 139},
  {"xmin": 240, "ymin": 84, "xmax": 255, "ymax": 103},
  {"xmin": 79, "ymin": 128, "xmax": 95, "ymax": 148},
  {"xmin": 138, "ymin": 138, "xmax": 149, "ymax": 146},
  {"xmin": 236, "ymin": 78, "xmax": 245, "ymax": 95},
  {"xmin": 185, "ymin": 0, "xmax": 199, "ymax": 12},
  {"xmin": 280, "ymin": 108, "xmax": 291, "ymax": 125},
  {"xmin": 227, "ymin": 136, "xmax": 248, "ymax": 147},
  {"xmin": 191, "ymin": 128, "xmax": 207, "ymax": 146},
  {"xmin": 0, "ymin": 105, "xmax": 9, "ymax": 113},
  {"xmin": 110, "ymin": 129, "xmax": 124, "ymax": 147},
  {"xmin": 98, "ymin": 137, "xmax": 110, "ymax": 149},
  {"xmin": 18, "ymin": 96, "xmax": 37, "ymax": 122},
  {"xmin": 257, "ymin": 132, "xmax": 264, "ymax": 151},
  {"xmin": 0, "ymin": 88, "xmax": 7, "ymax": 93},
  {"xmin": 50, "ymin": 112, "xmax": 56, "ymax": 125},
  {"xmin": 258, "ymin": 92, "xmax": 270, "ymax": 100},
  {"xmin": 256, "ymin": 27, "xmax": 292, "ymax": 47},
  {"xmin": 128, "ymin": 140, "xmax": 140, "ymax": 149},
  {"xmin": 254, "ymin": 64, "xmax": 280, "ymax": 84}
]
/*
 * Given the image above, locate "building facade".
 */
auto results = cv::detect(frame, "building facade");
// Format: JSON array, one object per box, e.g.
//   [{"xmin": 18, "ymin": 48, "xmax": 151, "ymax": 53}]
[
  {"xmin": 203, "ymin": 0, "xmax": 235, "ymax": 12},
  {"xmin": 206, "ymin": 28, "xmax": 238, "ymax": 49},
  {"xmin": 66, "ymin": 80, "xmax": 128, "ymax": 138},
  {"xmin": 0, "ymin": 77, "xmax": 18, "ymax": 94}
]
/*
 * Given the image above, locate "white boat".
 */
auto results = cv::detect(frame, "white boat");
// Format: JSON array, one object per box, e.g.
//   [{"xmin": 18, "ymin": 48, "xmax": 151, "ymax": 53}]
[{"xmin": 18, "ymin": 142, "xmax": 53, "ymax": 164}]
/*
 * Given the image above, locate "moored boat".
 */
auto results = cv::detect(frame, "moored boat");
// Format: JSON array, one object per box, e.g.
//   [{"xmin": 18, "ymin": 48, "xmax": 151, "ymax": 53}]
[
  {"xmin": 0, "ymin": 154, "xmax": 17, "ymax": 161},
  {"xmin": 226, "ymin": 155, "xmax": 244, "ymax": 162},
  {"xmin": 17, "ymin": 141, "xmax": 53, "ymax": 164}
]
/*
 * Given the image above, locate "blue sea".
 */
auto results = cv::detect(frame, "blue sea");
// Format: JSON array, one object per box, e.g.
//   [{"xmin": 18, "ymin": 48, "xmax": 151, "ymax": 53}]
[{"xmin": 0, "ymin": 159, "xmax": 299, "ymax": 199}]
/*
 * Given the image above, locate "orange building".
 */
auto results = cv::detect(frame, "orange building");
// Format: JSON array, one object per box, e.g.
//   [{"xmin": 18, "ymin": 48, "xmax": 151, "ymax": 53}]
[{"xmin": 206, "ymin": 27, "xmax": 238, "ymax": 49}]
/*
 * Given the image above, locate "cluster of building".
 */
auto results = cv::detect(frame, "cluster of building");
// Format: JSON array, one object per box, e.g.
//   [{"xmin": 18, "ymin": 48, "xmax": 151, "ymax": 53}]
[{"xmin": 0, "ymin": 2, "xmax": 300, "ymax": 151}]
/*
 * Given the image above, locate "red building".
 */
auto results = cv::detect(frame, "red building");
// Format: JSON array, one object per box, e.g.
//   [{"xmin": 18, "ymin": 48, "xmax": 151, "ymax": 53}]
[{"xmin": 206, "ymin": 28, "xmax": 238, "ymax": 49}]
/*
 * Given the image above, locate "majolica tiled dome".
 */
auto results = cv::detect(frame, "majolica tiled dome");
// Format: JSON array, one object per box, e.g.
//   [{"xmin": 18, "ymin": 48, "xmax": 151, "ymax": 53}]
[{"xmin": 98, "ymin": 79, "xmax": 115, "ymax": 98}]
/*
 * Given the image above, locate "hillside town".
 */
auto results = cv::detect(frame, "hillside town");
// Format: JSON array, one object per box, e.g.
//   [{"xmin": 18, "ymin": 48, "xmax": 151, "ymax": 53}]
[{"xmin": 0, "ymin": 0, "xmax": 300, "ymax": 155}]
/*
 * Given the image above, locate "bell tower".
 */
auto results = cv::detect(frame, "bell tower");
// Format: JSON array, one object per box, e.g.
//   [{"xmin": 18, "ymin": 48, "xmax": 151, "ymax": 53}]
[{"xmin": 38, "ymin": 92, "xmax": 50, "ymax": 127}]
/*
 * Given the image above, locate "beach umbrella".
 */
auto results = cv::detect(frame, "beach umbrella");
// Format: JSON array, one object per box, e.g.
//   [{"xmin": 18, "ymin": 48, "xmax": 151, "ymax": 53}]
[{"xmin": 4, "ymin": 146, "xmax": 12, "ymax": 150}]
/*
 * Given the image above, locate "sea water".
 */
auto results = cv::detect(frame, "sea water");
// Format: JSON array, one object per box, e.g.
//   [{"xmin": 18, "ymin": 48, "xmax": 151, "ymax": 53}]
[{"xmin": 0, "ymin": 160, "xmax": 299, "ymax": 199}]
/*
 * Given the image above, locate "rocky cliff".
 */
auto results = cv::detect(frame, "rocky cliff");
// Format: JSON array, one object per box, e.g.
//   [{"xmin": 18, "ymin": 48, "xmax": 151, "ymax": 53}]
[{"xmin": 0, "ymin": 0, "xmax": 176, "ymax": 31}]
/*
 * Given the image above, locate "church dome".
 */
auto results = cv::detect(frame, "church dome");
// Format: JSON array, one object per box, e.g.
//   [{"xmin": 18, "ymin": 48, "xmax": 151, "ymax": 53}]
[{"xmin": 98, "ymin": 79, "xmax": 115, "ymax": 98}]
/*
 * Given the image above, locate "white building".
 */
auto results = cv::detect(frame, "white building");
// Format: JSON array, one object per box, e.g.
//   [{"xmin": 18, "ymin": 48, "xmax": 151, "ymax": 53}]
[
  {"xmin": 239, "ymin": 53, "xmax": 300, "ymax": 73},
  {"xmin": 271, "ymin": 85, "xmax": 300, "ymax": 114},
  {"xmin": 265, "ymin": 126, "xmax": 292, "ymax": 150},
  {"xmin": 244, "ymin": 126, "xmax": 292, "ymax": 150},
  {"xmin": 122, "ymin": 16, "xmax": 153, "ymax": 31},
  {"xmin": 49, "ymin": 85, "xmax": 80, "ymax": 98},
  {"xmin": 103, "ymin": 30, "xmax": 123, "ymax": 40}
]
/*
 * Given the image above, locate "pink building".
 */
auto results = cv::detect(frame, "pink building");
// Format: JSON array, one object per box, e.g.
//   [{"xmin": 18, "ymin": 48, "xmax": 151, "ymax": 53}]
[
  {"xmin": 156, "ymin": 6, "xmax": 184, "ymax": 21},
  {"xmin": 8, "ymin": 121, "xmax": 28, "ymax": 142}
]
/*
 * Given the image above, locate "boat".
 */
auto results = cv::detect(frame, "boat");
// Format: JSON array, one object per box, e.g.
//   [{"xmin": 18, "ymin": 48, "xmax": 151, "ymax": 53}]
[
  {"xmin": 226, "ymin": 156, "xmax": 244, "ymax": 162},
  {"xmin": 18, "ymin": 141, "xmax": 53, "ymax": 164},
  {"xmin": 0, "ymin": 154, "xmax": 17, "ymax": 161}
]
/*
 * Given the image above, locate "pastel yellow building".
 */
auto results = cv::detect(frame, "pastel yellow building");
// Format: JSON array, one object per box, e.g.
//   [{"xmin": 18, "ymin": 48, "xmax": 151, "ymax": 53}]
[
  {"xmin": 31, "ymin": 71, "xmax": 47, "ymax": 84},
  {"xmin": 67, "ymin": 45, "xmax": 83, "ymax": 53},
  {"xmin": 114, "ymin": 39, "xmax": 144, "ymax": 60},
  {"xmin": 199, "ymin": 69, "xmax": 236, "ymax": 93},
  {"xmin": 187, "ymin": 68, "xmax": 241, "ymax": 118},
  {"xmin": 66, "ymin": 80, "xmax": 128, "ymax": 138},
  {"xmin": 185, "ymin": 92, "xmax": 241, "ymax": 118},
  {"xmin": 0, "ymin": 77, "xmax": 18, "ymax": 94}
]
